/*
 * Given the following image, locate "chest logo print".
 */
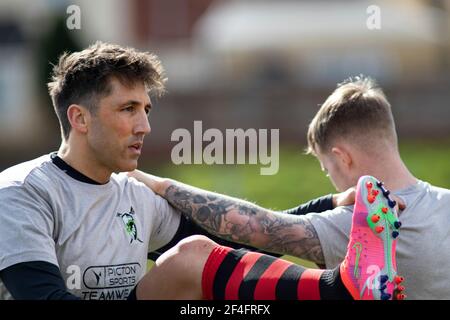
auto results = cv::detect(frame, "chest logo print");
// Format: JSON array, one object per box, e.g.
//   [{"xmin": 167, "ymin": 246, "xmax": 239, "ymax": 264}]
[{"xmin": 117, "ymin": 207, "xmax": 143, "ymax": 244}]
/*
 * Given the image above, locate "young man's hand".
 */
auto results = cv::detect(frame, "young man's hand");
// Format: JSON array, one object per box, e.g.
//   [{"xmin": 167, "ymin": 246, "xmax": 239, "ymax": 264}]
[
  {"xmin": 332, "ymin": 186, "xmax": 406, "ymax": 212},
  {"xmin": 332, "ymin": 187, "xmax": 356, "ymax": 207},
  {"xmin": 392, "ymin": 195, "xmax": 406, "ymax": 212}
]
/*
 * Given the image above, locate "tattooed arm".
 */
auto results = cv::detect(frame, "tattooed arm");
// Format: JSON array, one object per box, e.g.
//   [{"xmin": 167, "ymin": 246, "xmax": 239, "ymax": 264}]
[{"xmin": 128, "ymin": 170, "xmax": 325, "ymax": 264}]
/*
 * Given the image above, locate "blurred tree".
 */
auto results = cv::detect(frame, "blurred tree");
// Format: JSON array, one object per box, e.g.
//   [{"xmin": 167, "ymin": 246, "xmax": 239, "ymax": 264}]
[
  {"xmin": 35, "ymin": 14, "xmax": 81, "ymax": 145},
  {"xmin": 426, "ymin": 0, "xmax": 450, "ymax": 72}
]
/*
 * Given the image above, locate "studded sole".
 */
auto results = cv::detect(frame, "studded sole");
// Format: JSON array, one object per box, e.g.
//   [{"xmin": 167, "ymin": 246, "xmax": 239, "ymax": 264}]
[{"xmin": 363, "ymin": 177, "xmax": 405, "ymax": 300}]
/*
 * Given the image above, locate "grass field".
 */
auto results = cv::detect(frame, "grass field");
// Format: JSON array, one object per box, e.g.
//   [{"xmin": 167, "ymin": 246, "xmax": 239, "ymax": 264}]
[{"xmin": 145, "ymin": 140, "xmax": 450, "ymax": 269}]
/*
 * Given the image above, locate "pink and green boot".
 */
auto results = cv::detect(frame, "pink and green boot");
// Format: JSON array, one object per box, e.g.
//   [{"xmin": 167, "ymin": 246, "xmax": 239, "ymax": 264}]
[{"xmin": 340, "ymin": 175, "xmax": 405, "ymax": 300}]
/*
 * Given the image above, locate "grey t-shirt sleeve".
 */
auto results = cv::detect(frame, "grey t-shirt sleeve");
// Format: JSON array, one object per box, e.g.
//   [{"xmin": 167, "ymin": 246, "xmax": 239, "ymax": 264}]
[
  {"xmin": 0, "ymin": 186, "xmax": 58, "ymax": 271},
  {"xmin": 147, "ymin": 193, "xmax": 181, "ymax": 253},
  {"xmin": 305, "ymin": 206, "xmax": 353, "ymax": 269}
]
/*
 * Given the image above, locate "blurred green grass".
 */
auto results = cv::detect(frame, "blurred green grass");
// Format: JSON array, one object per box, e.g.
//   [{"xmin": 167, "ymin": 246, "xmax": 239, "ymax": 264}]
[{"xmin": 144, "ymin": 140, "xmax": 450, "ymax": 269}]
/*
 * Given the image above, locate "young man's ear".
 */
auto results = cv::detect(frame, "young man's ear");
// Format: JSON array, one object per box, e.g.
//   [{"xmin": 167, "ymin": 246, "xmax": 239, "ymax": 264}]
[
  {"xmin": 331, "ymin": 146, "xmax": 353, "ymax": 169},
  {"xmin": 67, "ymin": 104, "xmax": 89, "ymax": 134}
]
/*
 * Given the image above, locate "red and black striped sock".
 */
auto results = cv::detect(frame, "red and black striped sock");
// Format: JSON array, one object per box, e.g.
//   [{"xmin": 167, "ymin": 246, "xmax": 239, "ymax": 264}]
[{"xmin": 202, "ymin": 246, "xmax": 352, "ymax": 300}]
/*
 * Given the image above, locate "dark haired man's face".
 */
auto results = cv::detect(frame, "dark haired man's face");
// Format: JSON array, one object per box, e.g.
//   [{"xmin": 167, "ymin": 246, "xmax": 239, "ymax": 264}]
[{"xmin": 86, "ymin": 77, "xmax": 151, "ymax": 173}]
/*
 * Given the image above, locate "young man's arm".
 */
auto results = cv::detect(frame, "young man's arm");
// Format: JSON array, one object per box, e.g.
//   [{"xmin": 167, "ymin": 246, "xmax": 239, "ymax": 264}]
[
  {"xmin": 130, "ymin": 171, "xmax": 329, "ymax": 265},
  {"xmin": 284, "ymin": 187, "xmax": 355, "ymax": 215}
]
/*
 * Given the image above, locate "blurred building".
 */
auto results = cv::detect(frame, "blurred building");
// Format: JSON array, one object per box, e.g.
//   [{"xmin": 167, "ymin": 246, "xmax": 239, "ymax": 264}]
[{"xmin": 0, "ymin": 0, "xmax": 449, "ymax": 167}]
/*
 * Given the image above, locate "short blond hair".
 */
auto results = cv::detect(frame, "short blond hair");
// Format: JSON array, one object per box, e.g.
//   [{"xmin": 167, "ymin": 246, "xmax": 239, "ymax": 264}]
[{"xmin": 306, "ymin": 76, "xmax": 397, "ymax": 155}]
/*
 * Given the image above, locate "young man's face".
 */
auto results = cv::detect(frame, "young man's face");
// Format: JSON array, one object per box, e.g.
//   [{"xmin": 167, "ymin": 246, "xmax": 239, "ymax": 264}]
[
  {"xmin": 315, "ymin": 148, "xmax": 355, "ymax": 192},
  {"xmin": 87, "ymin": 77, "xmax": 151, "ymax": 173}
]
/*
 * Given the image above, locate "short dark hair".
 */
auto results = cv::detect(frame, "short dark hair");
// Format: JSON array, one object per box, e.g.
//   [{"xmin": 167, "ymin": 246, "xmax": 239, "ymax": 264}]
[
  {"xmin": 307, "ymin": 75, "xmax": 397, "ymax": 155},
  {"xmin": 47, "ymin": 41, "xmax": 167, "ymax": 140}
]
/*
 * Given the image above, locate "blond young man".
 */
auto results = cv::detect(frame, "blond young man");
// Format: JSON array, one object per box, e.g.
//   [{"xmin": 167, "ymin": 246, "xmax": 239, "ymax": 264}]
[{"xmin": 130, "ymin": 76, "xmax": 450, "ymax": 299}]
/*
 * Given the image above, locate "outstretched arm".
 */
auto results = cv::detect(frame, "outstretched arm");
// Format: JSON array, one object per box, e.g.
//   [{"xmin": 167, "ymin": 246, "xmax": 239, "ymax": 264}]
[{"xmin": 129, "ymin": 170, "xmax": 325, "ymax": 264}]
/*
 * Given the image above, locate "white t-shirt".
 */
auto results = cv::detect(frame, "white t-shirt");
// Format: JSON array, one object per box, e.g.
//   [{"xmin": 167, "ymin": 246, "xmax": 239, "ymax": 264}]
[{"xmin": 0, "ymin": 153, "xmax": 181, "ymax": 300}]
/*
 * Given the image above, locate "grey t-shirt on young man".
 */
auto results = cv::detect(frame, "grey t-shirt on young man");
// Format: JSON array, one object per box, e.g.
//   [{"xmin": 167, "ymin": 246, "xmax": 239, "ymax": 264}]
[
  {"xmin": 306, "ymin": 180, "xmax": 450, "ymax": 299},
  {"xmin": 0, "ymin": 154, "xmax": 181, "ymax": 300}
]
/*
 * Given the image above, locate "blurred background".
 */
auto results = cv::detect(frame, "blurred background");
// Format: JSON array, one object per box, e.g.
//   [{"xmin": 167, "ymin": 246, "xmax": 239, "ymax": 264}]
[{"xmin": 1, "ymin": 0, "xmax": 449, "ymax": 266}]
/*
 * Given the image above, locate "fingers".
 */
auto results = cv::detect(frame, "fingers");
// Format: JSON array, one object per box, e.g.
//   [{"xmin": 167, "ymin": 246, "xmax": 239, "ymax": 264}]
[
  {"xmin": 126, "ymin": 170, "xmax": 137, "ymax": 176},
  {"xmin": 333, "ymin": 186, "xmax": 356, "ymax": 207},
  {"xmin": 391, "ymin": 195, "xmax": 406, "ymax": 211}
]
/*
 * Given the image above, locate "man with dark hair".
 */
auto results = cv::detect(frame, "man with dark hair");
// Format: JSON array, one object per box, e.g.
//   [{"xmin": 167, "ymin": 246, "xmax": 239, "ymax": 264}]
[
  {"xmin": 0, "ymin": 41, "xmax": 175, "ymax": 300},
  {"xmin": 47, "ymin": 42, "xmax": 167, "ymax": 142},
  {"xmin": 129, "ymin": 76, "xmax": 450, "ymax": 299},
  {"xmin": 0, "ymin": 42, "xmax": 354, "ymax": 300}
]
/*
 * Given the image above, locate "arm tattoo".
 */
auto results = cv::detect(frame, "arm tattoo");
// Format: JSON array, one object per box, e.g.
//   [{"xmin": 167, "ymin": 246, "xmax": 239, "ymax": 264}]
[{"xmin": 164, "ymin": 183, "xmax": 325, "ymax": 264}]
